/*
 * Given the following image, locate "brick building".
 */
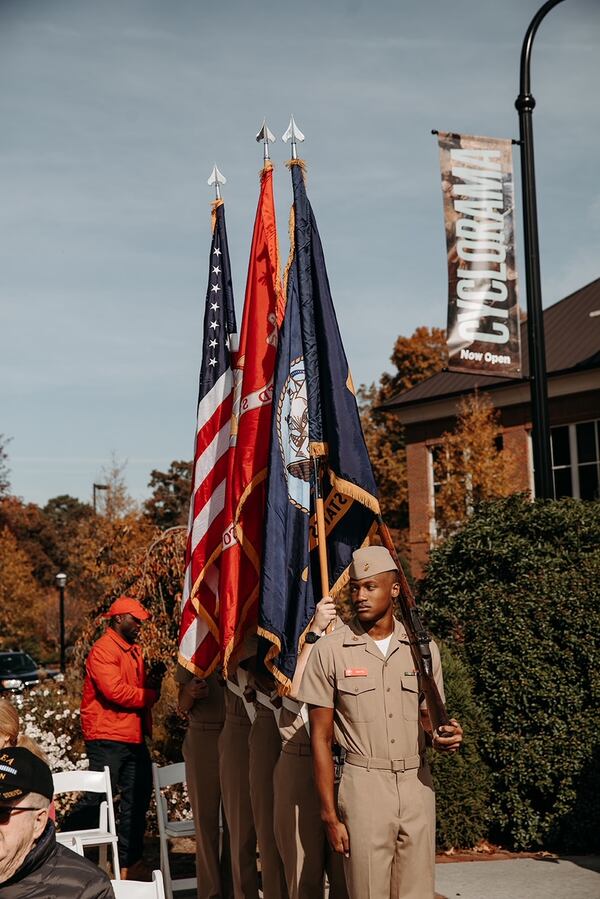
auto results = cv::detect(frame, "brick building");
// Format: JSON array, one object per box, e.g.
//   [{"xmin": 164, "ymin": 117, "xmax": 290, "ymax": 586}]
[{"xmin": 379, "ymin": 277, "xmax": 600, "ymax": 577}]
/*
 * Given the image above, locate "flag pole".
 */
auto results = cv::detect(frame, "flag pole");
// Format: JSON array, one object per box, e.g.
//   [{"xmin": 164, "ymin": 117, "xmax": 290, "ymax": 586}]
[
  {"xmin": 283, "ymin": 117, "xmax": 329, "ymax": 597},
  {"xmin": 282, "ymin": 115, "xmax": 305, "ymax": 161},
  {"xmin": 207, "ymin": 164, "xmax": 226, "ymax": 201},
  {"xmin": 311, "ymin": 453, "xmax": 331, "ymax": 596},
  {"xmin": 256, "ymin": 119, "xmax": 276, "ymax": 164}
]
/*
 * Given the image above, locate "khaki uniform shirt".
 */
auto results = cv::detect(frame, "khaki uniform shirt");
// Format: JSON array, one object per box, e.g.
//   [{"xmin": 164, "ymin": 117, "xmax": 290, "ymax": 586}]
[
  {"xmin": 175, "ymin": 664, "xmax": 225, "ymax": 726},
  {"xmin": 277, "ymin": 701, "xmax": 310, "ymax": 748},
  {"xmin": 224, "ymin": 681, "xmax": 251, "ymax": 720},
  {"xmin": 298, "ymin": 617, "xmax": 444, "ymax": 761}
]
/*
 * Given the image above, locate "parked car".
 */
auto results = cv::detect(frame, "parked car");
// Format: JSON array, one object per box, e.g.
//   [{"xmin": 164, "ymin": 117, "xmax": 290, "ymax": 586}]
[{"xmin": 0, "ymin": 651, "xmax": 40, "ymax": 692}]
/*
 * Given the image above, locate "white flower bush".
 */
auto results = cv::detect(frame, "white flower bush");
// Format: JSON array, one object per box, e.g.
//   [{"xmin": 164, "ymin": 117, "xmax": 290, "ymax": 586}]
[
  {"xmin": 19, "ymin": 682, "xmax": 88, "ymax": 772},
  {"xmin": 18, "ymin": 680, "xmax": 192, "ymax": 829}
]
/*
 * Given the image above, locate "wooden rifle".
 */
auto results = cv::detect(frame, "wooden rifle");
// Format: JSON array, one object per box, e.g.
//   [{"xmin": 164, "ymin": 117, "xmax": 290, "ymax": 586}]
[{"xmin": 377, "ymin": 516, "xmax": 450, "ymax": 733}]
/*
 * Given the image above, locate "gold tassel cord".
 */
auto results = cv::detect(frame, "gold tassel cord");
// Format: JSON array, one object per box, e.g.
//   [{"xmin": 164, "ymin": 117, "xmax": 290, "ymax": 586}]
[
  {"xmin": 210, "ymin": 198, "xmax": 224, "ymax": 233},
  {"xmin": 328, "ymin": 471, "xmax": 381, "ymax": 516},
  {"xmin": 285, "ymin": 157, "xmax": 307, "ymax": 180},
  {"xmin": 282, "ymin": 204, "xmax": 296, "ymax": 300},
  {"xmin": 256, "ymin": 625, "xmax": 294, "ymax": 694}
]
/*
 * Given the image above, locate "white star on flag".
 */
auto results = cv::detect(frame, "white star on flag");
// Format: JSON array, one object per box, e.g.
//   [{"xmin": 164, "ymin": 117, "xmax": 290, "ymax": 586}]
[
  {"xmin": 208, "ymin": 358, "xmax": 217, "ymax": 366},
  {"xmin": 211, "ymin": 283, "xmax": 220, "ymax": 293},
  {"xmin": 212, "ymin": 266, "xmax": 221, "ymax": 275},
  {"xmin": 210, "ymin": 320, "xmax": 219, "ymax": 330},
  {"xmin": 209, "ymin": 338, "xmax": 218, "ymax": 348},
  {"xmin": 213, "ymin": 246, "xmax": 221, "ymax": 257},
  {"xmin": 210, "ymin": 302, "xmax": 220, "ymax": 311}
]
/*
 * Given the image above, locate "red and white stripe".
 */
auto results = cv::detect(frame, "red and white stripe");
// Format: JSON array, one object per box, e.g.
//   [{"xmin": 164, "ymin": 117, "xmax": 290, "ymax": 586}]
[{"xmin": 179, "ymin": 369, "xmax": 235, "ymax": 674}]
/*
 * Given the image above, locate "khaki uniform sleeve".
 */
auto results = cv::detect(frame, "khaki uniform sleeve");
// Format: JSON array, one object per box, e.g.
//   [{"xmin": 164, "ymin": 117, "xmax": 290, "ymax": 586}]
[
  {"xmin": 175, "ymin": 663, "xmax": 193, "ymax": 685},
  {"xmin": 420, "ymin": 639, "xmax": 446, "ymax": 709},
  {"xmin": 297, "ymin": 641, "xmax": 335, "ymax": 708}
]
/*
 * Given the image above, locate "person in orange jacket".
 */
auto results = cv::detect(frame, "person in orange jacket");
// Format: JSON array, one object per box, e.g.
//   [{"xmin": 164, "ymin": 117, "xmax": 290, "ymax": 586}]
[{"xmin": 62, "ymin": 596, "xmax": 162, "ymax": 880}]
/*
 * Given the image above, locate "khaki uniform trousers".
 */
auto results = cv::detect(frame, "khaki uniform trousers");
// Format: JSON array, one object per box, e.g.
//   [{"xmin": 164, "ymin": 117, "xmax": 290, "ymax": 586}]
[
  {"xmin": 248, "ymin": 709, "xmax": 288, "ymax": 899},
  {"xmin": 336, "ymin": 761, "xmax": 436, "ymax": 899},
  {"xmin": 218, "ymin": 713, "xmax": 260, "ymax": 899},
  {"xmin": 183, "ymin": 724, "xmax": 232, "ymax": 899},
  {"xmin": 273, "ymin": 746, "xmax": 348, "ymax": 899}
]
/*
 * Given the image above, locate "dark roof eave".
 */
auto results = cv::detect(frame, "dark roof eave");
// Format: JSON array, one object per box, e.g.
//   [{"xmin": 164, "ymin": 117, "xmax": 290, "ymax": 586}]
[{"xmin": 378, "ymin": 361, "xmax": 600, "ymax": 414}]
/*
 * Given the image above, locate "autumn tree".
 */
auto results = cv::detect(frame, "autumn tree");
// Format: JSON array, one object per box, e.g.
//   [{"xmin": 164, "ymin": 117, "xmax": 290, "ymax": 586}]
[
  {"xmin": 0, "ymin": 496, "xmax": 63, "ymax": 587},
  {"xmin": 43, "ymin": 495, "xmax": 94, "ymax": 569},
  {"xmin": 94, "ymin": 456, "xmax": 138, "ymax": 520},
  {"xmin": 432, "ymin": 392, "xmax": 516, "ymax": 537},
  {"xmin": 359, "ymin": 327, "xmax": 446, "ymax": 536},
  {"xmin": 0, "ymin": 526, "xmax": 43, "ymax": 654},
  {"xmin": 379, "ymin": 326, "xmax": 448, "ymax": 399},
  {"xmin": 41, "ymin": 461, "xmax": 157, "ymax": 646},
  {"xmin": 145, "ymin": 460, "xmax": 192, "ymax": 529}
]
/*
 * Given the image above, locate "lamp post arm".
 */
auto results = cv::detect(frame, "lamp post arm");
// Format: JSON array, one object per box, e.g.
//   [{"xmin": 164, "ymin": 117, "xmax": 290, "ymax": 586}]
[{"xmin": 518, "ymin": 0, "xmax": 566, "ymax": 100}]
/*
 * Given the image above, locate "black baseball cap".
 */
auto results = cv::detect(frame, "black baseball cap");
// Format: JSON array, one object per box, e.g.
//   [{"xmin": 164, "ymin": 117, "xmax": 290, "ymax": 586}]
[{"xmin": 0, "ymin": 747, "xmax": 54, "ymax": 803}]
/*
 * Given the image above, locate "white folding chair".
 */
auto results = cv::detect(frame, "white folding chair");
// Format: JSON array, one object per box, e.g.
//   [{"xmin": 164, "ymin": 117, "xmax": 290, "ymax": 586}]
[
  {"xmin": 66, "ymin": 835, "xmax": 85, "ymax": 856},
  {"xmin": 151, "ymin": 761, "xmax": 196, "ymax": 899},
  {"xmin": 111, "ymin": 869, "xmax": 166, "ymax": 899},
  {"xmin": 53, "ymin": 766, "xmax": 120, "ymax": 879}
]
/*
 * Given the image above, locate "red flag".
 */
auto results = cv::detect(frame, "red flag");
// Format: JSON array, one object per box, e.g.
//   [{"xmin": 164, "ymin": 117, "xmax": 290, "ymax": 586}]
[
  {"xmin": 219, "ymin": 163, "xmax": 284, "ymax": 672},
  {"xmin": 178, "ymin": 200, "xmax": 237, "ymax": 676}
]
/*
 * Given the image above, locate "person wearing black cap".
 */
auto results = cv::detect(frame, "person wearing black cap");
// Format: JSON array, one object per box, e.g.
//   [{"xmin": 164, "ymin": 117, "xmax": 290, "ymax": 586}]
[
  {"xmin": 62, "ymin": 596, "xmax": 161, "ymax": 880},
  {"xmin": 0, "ymin": 747, "xmax": 114, "ymax": 897}
]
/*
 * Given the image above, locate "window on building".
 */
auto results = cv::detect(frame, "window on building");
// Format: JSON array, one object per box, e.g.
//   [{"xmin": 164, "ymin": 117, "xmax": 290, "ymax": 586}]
[
  {"xmin": 429, "ymin": 444, "xmax": 454, "ymax": 542},
  {"xmin": 551, "ymin": 420, "xmax": 600, "ymax": 501}
]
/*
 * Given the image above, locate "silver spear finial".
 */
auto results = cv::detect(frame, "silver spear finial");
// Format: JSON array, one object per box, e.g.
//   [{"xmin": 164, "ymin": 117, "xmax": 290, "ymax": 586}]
[
  {"xmin": 282, "ymin": 116, "xmax": 305, "ymax": 160},
  {"xmin": 256, "ymin": 119, "xmax": 276, "ymax": 162},
  {"xmin": 207, "ymin": 164, "xmax": 226, "ymax": 200}
]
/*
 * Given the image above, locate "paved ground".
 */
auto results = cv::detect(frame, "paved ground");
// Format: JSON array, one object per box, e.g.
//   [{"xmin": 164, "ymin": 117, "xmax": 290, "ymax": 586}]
[
  {"xmin": 149, "ymin": 840, "xmax": 600, "ymax": 898},
  {"xmin": 435, "ymin": 856, "xmax": 600, "ymax": 899}
]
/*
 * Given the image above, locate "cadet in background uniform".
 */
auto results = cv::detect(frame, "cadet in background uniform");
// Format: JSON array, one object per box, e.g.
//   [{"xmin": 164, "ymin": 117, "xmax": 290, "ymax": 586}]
[
  {"xmin": 219, "ymin": 672, "xmax": 260, "ymax": 899},
  {"xmin": 273, "ymin": 597, "xmax": 347, "ymax": 899},
  {"xmin": 299, "ymin": 546, "xmax": 463, "ymax": 899},
  {"xmin": 177, "ymin": 668, "xmax": 232, "ymax": 899},
  {"xmin": 246, "ymin": 668, "xmax": 288, "ymax": 899}
]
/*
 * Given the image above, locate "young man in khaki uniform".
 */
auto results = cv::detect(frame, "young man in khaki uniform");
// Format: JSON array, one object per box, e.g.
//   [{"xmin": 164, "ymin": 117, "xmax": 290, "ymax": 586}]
[
  {"xmin": 177, "ymin": 668, "xmax": 232, "ymax": 899},
  {"xmin": 219, "ymin": 678, "xmax": 260, "ymax": 899},
  {"xmin": 273, "ymin": 598, "xmax": 347, "ymax": 899},
  {"xmin": 299, "ymin": 546, "xmax": 463, "ymax": 899},
  {"xmin": 248, "ymin": 693, "xmax": 288, "ymax": 899}
]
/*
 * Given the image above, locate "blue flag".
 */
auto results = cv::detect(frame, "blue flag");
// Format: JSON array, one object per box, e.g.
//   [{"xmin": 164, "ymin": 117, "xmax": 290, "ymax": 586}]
[{"xmin": 258, "ymin": 161, "xmax": 380, "ymax": 690}]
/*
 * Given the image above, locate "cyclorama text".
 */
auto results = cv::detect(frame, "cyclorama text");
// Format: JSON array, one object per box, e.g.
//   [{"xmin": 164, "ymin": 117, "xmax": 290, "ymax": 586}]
[
  {"xmin": 451, "ymin": 147, "xmax": 512, "ymax": 347},
  {"xmin": 460, "ymin": 348, "xmax": 511, "ymax": 365}
]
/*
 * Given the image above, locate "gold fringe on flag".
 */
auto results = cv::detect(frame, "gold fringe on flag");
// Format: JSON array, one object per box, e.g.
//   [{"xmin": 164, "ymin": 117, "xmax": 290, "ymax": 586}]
[{"xmin": 211, "ymin": 198, "xmax": 224, "ymax": 233}]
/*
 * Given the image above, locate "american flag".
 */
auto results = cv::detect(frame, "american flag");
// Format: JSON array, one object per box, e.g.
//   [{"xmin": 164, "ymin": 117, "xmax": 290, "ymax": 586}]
[{"xmin": 178, "ymin": 200, "xmax": 237, "ymax": 676}]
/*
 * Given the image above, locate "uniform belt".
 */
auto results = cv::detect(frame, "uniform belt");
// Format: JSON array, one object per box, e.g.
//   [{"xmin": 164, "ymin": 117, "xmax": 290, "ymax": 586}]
[
  {"xmin": 281, "ymin": 742, "xmax": 312, "ymax": 757},
  {"xmin": 188, "ymin": 721, "xmax": 223, "ymax": 732},
  {"xmin": 225, "ymin": 714, "xmax": 251, "ymax": 726},
  {"xmin": 345, "ymin": 752, "xmax": 422, "ymax": 772}
]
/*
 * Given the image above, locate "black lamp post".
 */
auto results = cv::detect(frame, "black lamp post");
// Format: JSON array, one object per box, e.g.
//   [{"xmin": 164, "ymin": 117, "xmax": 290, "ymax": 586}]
[
  {"xmin": 55, "ymin": 572, "xmax": 67, "ymax": 674},
  {"xmin": 515, "ymin": 0, "xmax": 566, "ymax": 498}
]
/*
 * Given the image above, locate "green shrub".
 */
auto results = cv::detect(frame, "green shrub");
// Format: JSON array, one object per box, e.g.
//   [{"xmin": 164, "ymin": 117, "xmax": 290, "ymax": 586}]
[
  {"xmin": 430, "ymin": 641, "xmax": 492, "ymax": 850},
  {"xmin": 420, "ymin": 496, "xmax": 600, "ymax": 851}
]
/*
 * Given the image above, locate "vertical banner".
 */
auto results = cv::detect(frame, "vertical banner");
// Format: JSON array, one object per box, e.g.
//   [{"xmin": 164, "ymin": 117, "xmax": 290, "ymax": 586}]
[{"xmin": 438, "ymin": 132, "xmax": 521, "ymax": 378}]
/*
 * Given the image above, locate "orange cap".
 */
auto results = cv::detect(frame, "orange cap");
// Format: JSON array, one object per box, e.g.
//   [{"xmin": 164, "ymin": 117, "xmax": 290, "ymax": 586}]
[{"xmin": 102, "ymin": 596, "xmax": 151, "ymax": 621}]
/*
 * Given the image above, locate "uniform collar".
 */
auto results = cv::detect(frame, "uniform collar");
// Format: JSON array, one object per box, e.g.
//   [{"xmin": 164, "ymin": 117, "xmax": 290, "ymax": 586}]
[
  {"xmin": 106, "ymin": 627, "xmax": 137, "ymax": 653},
  {"xmin": 343, "ymin": 617, "xmax": 409, "ymax": 648}
]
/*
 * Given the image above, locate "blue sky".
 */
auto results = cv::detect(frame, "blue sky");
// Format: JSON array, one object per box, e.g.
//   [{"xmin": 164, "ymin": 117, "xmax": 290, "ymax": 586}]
[{"xmin": 1, "ymin": 0, "xmax": 599, "ymax": 505}]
